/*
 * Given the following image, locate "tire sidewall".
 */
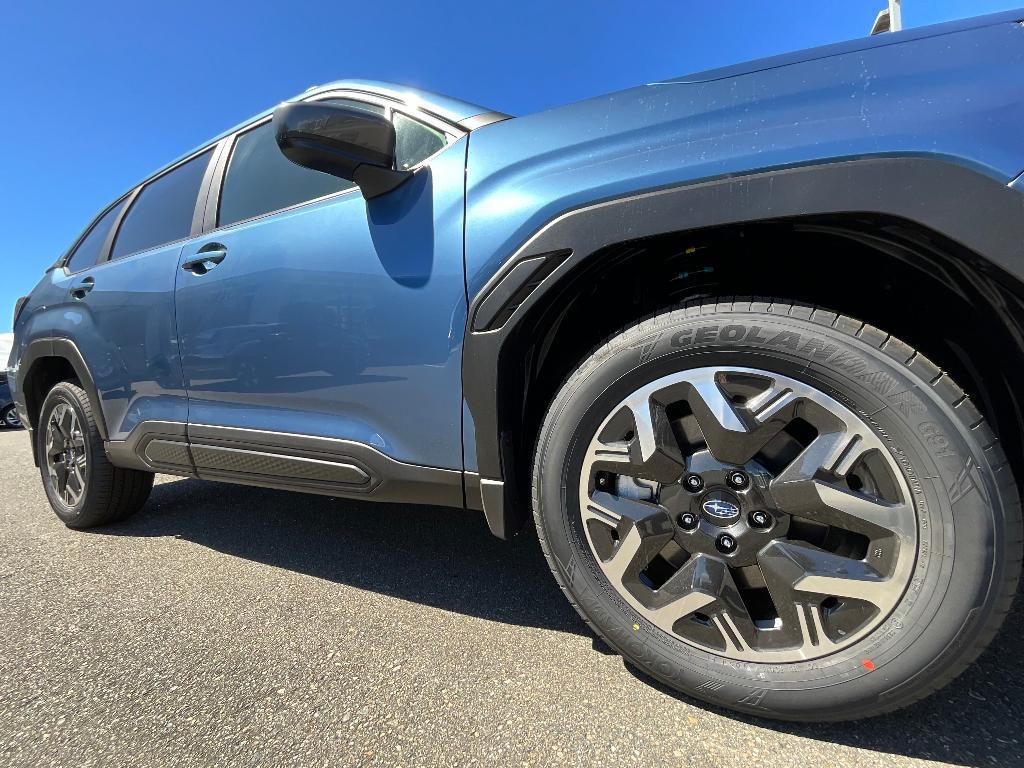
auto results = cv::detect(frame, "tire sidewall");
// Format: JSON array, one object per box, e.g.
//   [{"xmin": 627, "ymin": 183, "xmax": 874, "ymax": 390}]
[{"xmin": 535, "ymin": 310, "xmax": 1009, "ymax": 719}]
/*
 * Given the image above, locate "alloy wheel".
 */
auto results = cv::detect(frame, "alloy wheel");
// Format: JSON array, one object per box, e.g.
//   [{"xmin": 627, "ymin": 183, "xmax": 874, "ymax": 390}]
[
  {"xmin": 3, "ymin": 408, "xmax": 20, "ymax": 428},
  {"xmin": 578, "ymin": 366, "xmax": 916, "ymax": 663},
  {"xmin": 44, "ymin": 402, "xmax": 88, "ymax": 507}
]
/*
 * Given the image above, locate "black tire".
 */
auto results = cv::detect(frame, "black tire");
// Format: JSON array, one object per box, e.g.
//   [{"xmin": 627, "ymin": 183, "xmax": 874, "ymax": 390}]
[
  {"xmin": 533, "ymin": 300, "xmax": 1022, "ymax": 721},
  {"xmin": 37, "ymin": 381, "xmax": 154, "ymax": 529},
  {"xmin": 1, "ymin": 404, "xmax": 21, "ymax": 429}
]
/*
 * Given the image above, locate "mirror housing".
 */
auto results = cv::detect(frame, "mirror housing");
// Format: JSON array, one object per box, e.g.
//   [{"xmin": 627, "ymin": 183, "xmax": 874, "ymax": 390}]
[{"xmin": 273, "ymin": 101, "xmax": 413, "ymax": 199}]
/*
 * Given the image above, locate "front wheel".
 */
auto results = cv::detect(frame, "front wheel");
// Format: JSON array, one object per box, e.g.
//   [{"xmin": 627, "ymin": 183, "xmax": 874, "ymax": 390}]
[{"xmin": 533, "ymin": 300, "xmax": 1021, "ymax": 721}]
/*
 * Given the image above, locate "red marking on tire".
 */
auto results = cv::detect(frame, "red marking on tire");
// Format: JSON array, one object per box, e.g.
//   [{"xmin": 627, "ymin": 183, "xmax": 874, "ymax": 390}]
[{"xmin": 862, "ymin": 659, "xmax": 876, "ymax": 672}]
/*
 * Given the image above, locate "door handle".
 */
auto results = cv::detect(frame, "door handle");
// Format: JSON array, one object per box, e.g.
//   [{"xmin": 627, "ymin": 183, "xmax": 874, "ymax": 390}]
[
  {"xmin": 69, "ymin": 276, "xmax": 94, "ymax": 299},
  {"xmin": 182, "ymin": 246, "xmax": 227, "ymax": 275}
]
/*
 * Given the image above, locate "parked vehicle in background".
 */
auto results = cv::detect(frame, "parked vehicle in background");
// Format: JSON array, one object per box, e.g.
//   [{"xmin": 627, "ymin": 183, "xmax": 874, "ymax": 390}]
[
  {"xmin": 7, "ymin": 10, "xmax": 1024, "ymax": 722},
  {"xmin": 0, "ymin": 373, "xmax": 21, "ymax": 428}
]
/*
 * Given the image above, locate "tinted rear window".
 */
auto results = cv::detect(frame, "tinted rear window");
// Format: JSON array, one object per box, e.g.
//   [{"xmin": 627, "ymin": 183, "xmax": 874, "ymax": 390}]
[
  {"xmin": 65, "ymin": 197, "xmax": 129, "ymax": 272},
  {"xmin": 111, "ymin": 150, "xmax": 213, "ymax": 260}
]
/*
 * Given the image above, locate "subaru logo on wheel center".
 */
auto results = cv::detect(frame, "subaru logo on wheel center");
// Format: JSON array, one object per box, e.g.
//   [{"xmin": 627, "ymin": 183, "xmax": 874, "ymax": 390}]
[
  {"xmin": 700, "ymin": 491, "xmax": 741, "ymax": 522},
  {"xmin": 702, "ymin": 499, "xmax": 739, "ymax": 519}
]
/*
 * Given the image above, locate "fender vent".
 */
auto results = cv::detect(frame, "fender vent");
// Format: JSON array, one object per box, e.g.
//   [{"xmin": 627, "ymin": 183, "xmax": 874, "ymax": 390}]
[{"xmin": 472, "ymin": 249, "xmax": 571, "ymax": 331}]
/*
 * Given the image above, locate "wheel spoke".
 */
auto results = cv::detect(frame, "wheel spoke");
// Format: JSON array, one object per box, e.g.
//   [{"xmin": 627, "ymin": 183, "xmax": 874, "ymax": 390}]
[
  {"xmin": 53, "ymin": 458, "xmax": 68, "ymax": 496},
  {"xmin": 58, "ymin": 407, "xmax": 74, "ymax": 439},
  {"xmin": 792, "ymin": 601, "xmax": 840, "ymax": 655},
  {"xmin": 685, "ymin": 370, "xmax": 789, "ymax": 466},
  {"xmin": 586, "ymin": 395, "xmax": 686, "ymax": 484},
  {"xmin": 654, "ymin": 554, "xmax": 757, "ymax": 650},
  {"xmin": 583, "ymin": 491, "xmax": 675, "ymax": 581},
  {"xmin": 772, "ymin": 430, "xmax": 913, "ymax": 541},
  {"xmin": 759, "ymin": 540, "xmax": 890, "ymax": 607},
  {"xmin": 45, "ymin": 424, "xmax": 59, "ymax": 458},
  {"xmin": 643, "ymin": 554, "xmax": 720, "ymax": 627},
  {"xmin": 67, "ymin": 461, "xmax": 85, "ymax": 500}
]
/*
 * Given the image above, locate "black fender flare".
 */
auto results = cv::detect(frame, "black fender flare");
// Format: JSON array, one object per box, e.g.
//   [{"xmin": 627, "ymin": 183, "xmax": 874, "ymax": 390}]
[
  {"xmin": 18, "ymin": 337, "xmax": 109, "ymax": 443},
  {"xmin": 462, "ymin": 156, "xmax": 1024, "ymax": 537}
]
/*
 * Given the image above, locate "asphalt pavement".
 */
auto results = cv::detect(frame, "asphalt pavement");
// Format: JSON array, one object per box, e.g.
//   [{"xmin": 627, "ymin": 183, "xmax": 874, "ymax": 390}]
[{"xmin": 1, "ymin": 427, "xmax": 1021, "ymax": 767}]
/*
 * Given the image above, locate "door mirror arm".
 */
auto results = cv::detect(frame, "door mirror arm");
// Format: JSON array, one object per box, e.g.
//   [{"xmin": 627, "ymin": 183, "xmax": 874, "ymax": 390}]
[{"xmin": 352, "ymin": 164, "xmax": 413, "ymax": 199}]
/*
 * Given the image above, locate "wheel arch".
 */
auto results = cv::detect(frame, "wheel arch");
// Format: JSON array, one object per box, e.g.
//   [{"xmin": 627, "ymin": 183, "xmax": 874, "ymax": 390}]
[
  {"xmin": 463, "ymin": 156, "xmax": 1024, "ymax": 538},
  {"xmin": 19, "ymin": 338, "xmax": 109, "ymax": 464}
]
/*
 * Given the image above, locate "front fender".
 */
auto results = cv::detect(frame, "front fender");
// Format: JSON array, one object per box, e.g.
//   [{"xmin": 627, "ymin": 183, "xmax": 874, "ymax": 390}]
[{"xmin": 462, "ymin": 156, "xmax": 1024, "ymax": 537}]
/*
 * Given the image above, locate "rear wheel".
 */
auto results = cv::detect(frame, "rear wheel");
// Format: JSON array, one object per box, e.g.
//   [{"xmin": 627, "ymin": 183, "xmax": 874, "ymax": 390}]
[
  {"xmin": 533, "ymin": 300, "xmax": 1021, "ymax": 721},
  {"xmin": 37, "ymin": 381, "xmax": 154, "ymax": 528}
]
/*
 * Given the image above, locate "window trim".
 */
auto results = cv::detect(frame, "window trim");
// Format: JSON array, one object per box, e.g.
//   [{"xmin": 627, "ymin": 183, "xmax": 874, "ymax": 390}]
[
  {"xmin": 211, "ymin": 112, "xmax": 356, "ymax": 232},
  {"xmin": 58, "ymin": 193, "xmax": 133, "ymax": 274},
  {"xmin": 202, "ymin": 90, "xmax": 463, "ymax": 234},
  {"xmin": 57, "ymin": 87, "xmax": 466, "ymax": 272},
  {"xmin": 101, "ymin": 144, "xmax": 218, "ymax": 264}
]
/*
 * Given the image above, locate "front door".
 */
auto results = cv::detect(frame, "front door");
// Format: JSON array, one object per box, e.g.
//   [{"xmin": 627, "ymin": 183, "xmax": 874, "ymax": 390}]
[{"xmin": 174, "ymin": 100, "xmax": 467, "ymax": 478}]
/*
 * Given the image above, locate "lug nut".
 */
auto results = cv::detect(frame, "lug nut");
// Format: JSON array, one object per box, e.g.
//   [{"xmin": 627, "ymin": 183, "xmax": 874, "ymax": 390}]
[
  {"xmin": 716, "ymin": 533, "xmax": 738, "ymax": 554},
  {"xmin": 683, "ymin": 474, "xmax": 704, "ymax": 492},
  {"xmin": 678, "ymin": 512, "xmax": 698, "ymax": 530},
  {"xmin": 726, "ymin": 470, "xmax": 749, "ymax": 490},
  {"xmin": 749, "ymin": 510, "xmax": 772, "ymax": 529}
]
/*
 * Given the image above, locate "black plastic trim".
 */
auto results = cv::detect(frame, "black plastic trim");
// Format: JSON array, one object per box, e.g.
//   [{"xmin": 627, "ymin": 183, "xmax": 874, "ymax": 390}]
[
  {"xmin": 17, "ymin": 337, "xmax": 109, "ymax": 441},
  {"xmin": 462, "ymin": 156, "xmax": 1024, "ymax": 534},
  {"xmin": 101, "ymin": 146, "xmax": 217, "ymax": 264},
  {"xmin": 472, "ymin": 249, "xmax": 571, "ymax": 331},
  {"xmin": 107, "ymin": 421, "xmax": 466, "ymax": 508},
  {"xmin": 195, "ymin": 139, "xmax": 230, "ymax": 236},
  {"xmin": 104, "ymin": 420, "xmax": 193, "ymax": 475},
  {"xmin": 98, "ymin": 189, "xmax": 140, "ymax": 265}
]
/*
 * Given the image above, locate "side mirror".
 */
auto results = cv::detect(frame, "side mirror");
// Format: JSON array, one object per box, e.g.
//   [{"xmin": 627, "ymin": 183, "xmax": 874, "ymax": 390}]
[{"xmin": 273, "ymin": 101, "xmax": 413, "ymax": 199}]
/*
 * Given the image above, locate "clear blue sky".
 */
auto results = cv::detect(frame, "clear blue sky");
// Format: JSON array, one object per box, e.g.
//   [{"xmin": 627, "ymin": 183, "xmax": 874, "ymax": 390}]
[{"xmin": 0, "ymin": 0, "xmax": 1017, "ymax": 331}]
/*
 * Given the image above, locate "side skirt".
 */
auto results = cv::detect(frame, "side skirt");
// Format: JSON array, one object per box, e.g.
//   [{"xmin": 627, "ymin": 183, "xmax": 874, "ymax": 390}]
[{"xmin": 105, "ymin": 421, "xmax": 466, "ymax": 508}]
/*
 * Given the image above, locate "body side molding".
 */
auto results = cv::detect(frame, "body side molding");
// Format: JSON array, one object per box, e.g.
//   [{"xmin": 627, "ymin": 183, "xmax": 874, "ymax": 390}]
[
  {"xmin": 107, "ymin": 420, "xmax": 468, "ymax": 508},
  {"xmin": 462, "ymin": 156, "xmax": 1024, "ymax": 536}
]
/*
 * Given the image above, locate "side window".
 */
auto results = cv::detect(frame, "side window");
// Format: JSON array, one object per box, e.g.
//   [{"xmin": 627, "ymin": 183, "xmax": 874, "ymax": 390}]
[
  {"xmin": 393, "ymin": 112, "xmax": 448, "ymax": 171},
  {"xmin": 111, "ymin": 149, "xmax": 213, "ymax": 260},
  {"xmin": 65, "ymin": 197, "xmax": 129, "ymax": 272},
  {"xmin": 218, "ymin": 99, "xmax": 383, "ymax": 227}
]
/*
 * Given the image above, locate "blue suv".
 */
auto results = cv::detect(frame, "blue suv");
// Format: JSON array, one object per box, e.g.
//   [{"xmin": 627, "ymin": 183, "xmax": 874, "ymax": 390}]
[{"xmin": 9, "ymin": 11, "xmax": 1024, "ymax": 721}]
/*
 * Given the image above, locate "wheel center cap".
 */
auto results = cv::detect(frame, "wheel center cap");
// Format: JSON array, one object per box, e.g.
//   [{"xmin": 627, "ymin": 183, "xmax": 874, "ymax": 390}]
[{"xmin": 699, "ymin": 489, "xmax": 741, "ymax": 525}]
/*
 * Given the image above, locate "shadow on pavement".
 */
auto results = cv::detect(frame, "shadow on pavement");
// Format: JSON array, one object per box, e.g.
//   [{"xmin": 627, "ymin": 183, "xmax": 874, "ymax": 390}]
[
  {"xmin": 100, "ymin": 477, "xmax": 1022, "ymax": 766},
  {"xmin": 98, "ymin": 476, "xmax": 587, "ymax": 635}
]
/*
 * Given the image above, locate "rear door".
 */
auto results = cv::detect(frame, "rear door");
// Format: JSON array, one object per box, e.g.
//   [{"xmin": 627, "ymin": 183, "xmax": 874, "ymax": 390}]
[
  {"xmin": 49, "ymin": 147, "xmax": 215, "ymax": 441},
  {"xmin": 174, "ymin": 95, "xmax": 469, "ymax": 474}
]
